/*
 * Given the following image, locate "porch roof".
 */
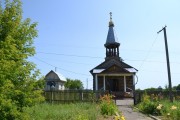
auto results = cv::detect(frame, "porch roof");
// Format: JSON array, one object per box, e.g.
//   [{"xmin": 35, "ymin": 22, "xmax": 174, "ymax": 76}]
[{"xmin": 90, "ymin": 58, "xmax": 138, "ymax": 74}]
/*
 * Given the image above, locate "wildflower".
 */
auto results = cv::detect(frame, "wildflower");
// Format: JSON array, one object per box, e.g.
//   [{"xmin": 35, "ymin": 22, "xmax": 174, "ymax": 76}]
[
  {"xmin": 121, "ymin": 116, "xmax": 125, "ymax": 120},
  {"xmin": 170, "ymin": 105, "xmax": 177, "ymax": 110},
  {"xmin": 167, "ymin": 113, "xmax": 170, "ymax": 116},
  {"xmin": 156, "ymin": 104, "xmax": 163, "ymax": 110},
  {"xmin": 114, "ymin": 116, "xmax": 120, "ymax": 120}
]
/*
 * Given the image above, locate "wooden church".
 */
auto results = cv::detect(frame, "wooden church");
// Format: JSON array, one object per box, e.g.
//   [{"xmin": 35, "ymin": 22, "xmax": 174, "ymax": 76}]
[{"xmin": 90, "ymin": 13, "xmax": 137, "ymax": 98}]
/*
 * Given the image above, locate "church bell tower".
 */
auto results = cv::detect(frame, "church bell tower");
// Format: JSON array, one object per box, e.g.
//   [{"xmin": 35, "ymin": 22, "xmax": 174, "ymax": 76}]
[{"xmin": 104, "ymin": 12, "xmax": 121, "ymax": 61}]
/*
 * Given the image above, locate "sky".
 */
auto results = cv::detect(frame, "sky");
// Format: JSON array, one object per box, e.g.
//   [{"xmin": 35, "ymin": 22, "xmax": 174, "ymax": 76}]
[{"xmin": 21, "ymin": 0, "xmax": 180, "ymax": 89}]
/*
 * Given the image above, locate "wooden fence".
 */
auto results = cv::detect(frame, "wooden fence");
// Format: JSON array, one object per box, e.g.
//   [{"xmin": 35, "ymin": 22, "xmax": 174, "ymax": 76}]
[
  {"xmin": 135, "ymin": 90, "xmax": 180, "ymax": 104},
  {"xmin": 44, "ymin": 90, "xmax": 107, "ymax": 103}
]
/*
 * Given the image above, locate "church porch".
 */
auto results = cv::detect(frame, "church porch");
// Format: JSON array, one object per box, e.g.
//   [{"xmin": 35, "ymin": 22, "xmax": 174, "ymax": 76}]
[{"xmin": 95, "ymin": 74, "xmax": 135, "ymax": 98}]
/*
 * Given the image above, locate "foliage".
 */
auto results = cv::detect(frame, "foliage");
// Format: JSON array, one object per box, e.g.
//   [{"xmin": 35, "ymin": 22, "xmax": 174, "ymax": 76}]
[
  {"xmin": 64, "ymin": 78, "xmax": 83, "ymax": 90},
  {"xmin": 0, "ymin": 0, "xmax": 44, "ymax": 119},
  {"xmin": 99, "ymin": 94, "xmax": 118, "ymax": 116},
  {"xmin": 144, "ymin": 87, "xmax": 157, "ymax": 92},
  {"xmin": 137, "ymin": 93, "xmax": 180, "ymax": 120},
  {"xmin": 89, "ymin": 91, "xmax": 96, "ymax": 103},
  {"xmin": 99, "ymin": 94, "xmax": 125, "ymax": 119},
  {"xmin": 24, "ymin": 103, "xmax": 100, "ymax": 120},
  {"xmin": 173, "ymin": 84, "xmax": 180, "ymax": 91},
  {"xmin": 159, "ymin": 101, "xmax": 180, "ymax": 120},
  {"xmin": 137, "ymin": 93, "xmax": 159, "ymax": 115},
  {"xmin": 176, "ymin": 84, "xmax": 180, "ymax": 90},
  {"xmin": 34, "ymin": 76, "xmax": 45, "ymax": 89}
]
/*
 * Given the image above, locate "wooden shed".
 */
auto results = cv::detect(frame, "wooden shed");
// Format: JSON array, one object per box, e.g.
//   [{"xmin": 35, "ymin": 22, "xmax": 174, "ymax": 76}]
[{"xmin": 44, "ymin": 70, "xmax": 66, "ymax": 91}]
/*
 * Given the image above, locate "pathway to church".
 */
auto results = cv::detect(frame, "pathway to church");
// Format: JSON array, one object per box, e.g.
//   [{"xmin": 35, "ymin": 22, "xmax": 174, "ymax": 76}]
[{"xmin": 116, "ymin": 99, "xmax": 153, "ymax": 120}]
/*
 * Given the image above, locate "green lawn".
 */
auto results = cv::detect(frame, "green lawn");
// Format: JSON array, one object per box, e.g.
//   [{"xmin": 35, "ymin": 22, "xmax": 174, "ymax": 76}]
[{"xmin": 24, "ymin": 103, "xmax": 101, "ymax": 120}]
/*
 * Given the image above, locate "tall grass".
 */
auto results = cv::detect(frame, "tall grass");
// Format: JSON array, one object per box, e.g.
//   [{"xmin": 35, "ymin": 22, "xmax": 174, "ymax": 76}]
[
  {"xmin": 159, "ymin": 100, "xmax": 180, "ymax": 120},
  {"xmin": 137, "ymin": 93, "xmax": 180, "ymax": 120},
  {"xmin": 24, "ymin": 103, "xmax": 100, "ymax": 120}
]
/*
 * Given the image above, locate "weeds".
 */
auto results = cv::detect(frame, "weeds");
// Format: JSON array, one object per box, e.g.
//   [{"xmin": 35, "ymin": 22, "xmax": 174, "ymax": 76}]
[
  {"xmin": 24, "ymin": 103, "xmax": 100, "ymax": 120},
  {"xmin": 99, "ymin": 94, "xmax": 125, "ymax": 120},
  {"xmin": 137, "ymin": 93, "xmax": 180, "ymax": 120}
]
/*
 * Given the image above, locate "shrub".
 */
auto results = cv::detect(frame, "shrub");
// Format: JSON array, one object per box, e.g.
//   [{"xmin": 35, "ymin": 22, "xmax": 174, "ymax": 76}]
[
  {"xmin": 99, "ymin": 94, "xmax": 118, "ymax": 116},
  {"xmin": 160, "ymin": 101, "xmax": 180, "ymax": 120},
  {"xmin": 137, "ymin": 93, "xmax": 159, "ymax": 115},
  {"xmin": 137, "ymin": 92, "xmax": 180, "ymax": 120}
]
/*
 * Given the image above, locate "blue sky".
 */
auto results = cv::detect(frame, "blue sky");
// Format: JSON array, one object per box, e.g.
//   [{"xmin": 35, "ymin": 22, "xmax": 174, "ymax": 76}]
[{"xmin": 22, "ymin": 0, "xmax": 180, "ymax": 89}]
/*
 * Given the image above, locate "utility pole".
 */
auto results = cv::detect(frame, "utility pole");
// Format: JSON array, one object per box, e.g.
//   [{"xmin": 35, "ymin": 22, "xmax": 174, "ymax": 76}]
[
  {"xmin": 86, "ymin": 78, "xmax": 88, "ymax": 90},
  {"xmin": 157, "ymin": 26, "xmax": 173, "ymax": 102}
]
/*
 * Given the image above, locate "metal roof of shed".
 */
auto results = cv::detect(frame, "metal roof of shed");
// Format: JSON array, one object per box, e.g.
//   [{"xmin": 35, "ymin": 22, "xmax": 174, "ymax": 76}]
[{"xmin": 45, "ymin": 70, "xmax": 67, "ymax": 82}]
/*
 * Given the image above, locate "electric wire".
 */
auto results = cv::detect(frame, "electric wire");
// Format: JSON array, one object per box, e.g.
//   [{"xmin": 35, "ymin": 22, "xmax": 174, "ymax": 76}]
[
  {"xmin": 138, "ymin": 34, "xmax": 159, "ymax": 71},
  {"xmin": 37, "ymin": 52, "xmax": 103, "ymax": 59},
  {"xmin": 33, "ymin": 57, "xmax": 91, "ymax": 77},
  {"xmin": 32, "ymin": 56, "xmax": 180, "ymax": 76}
]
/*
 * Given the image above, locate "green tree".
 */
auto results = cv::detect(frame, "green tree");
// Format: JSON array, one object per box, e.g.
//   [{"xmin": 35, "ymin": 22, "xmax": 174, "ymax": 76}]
[
  {"xmin": 0, "ymin": 0, "xmax": 44, "ymax": 119},
  {"xmin": 65, "ymin": 78, "xmax": 83, "ymax": 90},
  {"xmin": 34, "ymin": 76, "xmax": 45, "ymax": 89},
  {"xmin": 176, "ymin": 84, "xmax": 180, "ymax": 90},
  {"xmin": 144, "ymin": 87, "xmax": 157, "ymax": 92},
  {"xmin": 173, "ymin": 84, "xmax": 180, "ymax": 91}
]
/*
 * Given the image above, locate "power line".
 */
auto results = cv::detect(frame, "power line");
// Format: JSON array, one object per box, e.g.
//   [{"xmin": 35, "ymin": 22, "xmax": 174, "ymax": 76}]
[
  {"xmin": 124, "ymin": 59, "xmax": 180, "ymax": 64},
  {"xmin": 35, "ymin": 44, "xmax": 180, "ymax": 54},
  {"xmin": 36, "ymin": 52, "xmax": 103, "ymax": 59},
  {"xmin": 40, "ymin": 59, "xmax": 93, "ymax": 66},
  {"xmin": 35, "ymin": 51, "xmax": 180, "ymax": 65},
  {"xmin": 138, "ymin": 34, "xmax": 159, "ymax": 71},
  {"xmin": 140, "ymin": 69, "xmax": 180, "ymax": 74},
  {"xmin": 32, "ymin": 56, "xmax": 180, "ymax": 76},
  {"xmin": 33, "ymin": 57, "xmax": 91, "ymax": 77},
  {"xmin": 36, "ymin": 50, "xmax": 180, "ymax": 57},
  {"xmin": 32, "ymin": 54, "xmax": 180, "ymax": 66}
]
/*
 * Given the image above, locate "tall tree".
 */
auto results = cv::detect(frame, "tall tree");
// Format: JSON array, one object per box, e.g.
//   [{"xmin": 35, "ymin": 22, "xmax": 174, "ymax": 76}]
[
  {"xmin": 0, "ymin": 0, "xmax": 44, "ymax": 119},
  {"xmin": 65, "ymin": 78, "xmax": 83, "ymax": 90},
  {"xmin": 173, "ymin": 84, "xmax": 180, "ymax": 91}
]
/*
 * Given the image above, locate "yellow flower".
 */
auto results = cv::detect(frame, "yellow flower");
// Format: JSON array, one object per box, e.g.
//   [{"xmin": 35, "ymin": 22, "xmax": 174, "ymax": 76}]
[
  {"xmin": 170, "ymin": 105, "xmax": 177, "ymax": 110},
  {"xmin": 167, "ymin": 113, "xmax": 170, "ymax": 116},
  {"xmin": 114, "ymin": 115, "xmax": 126, "ymax": 120},
  {"xmin": 114, "ymin": 116, "xmax": 119, "ymax": 120},
  {"xmin": 121, "ymin": 116, "xmax": 125, "ymax": 120},
  {"xmin": 156, "ymin": 104, "xmax": 163, "ymax": 110}
]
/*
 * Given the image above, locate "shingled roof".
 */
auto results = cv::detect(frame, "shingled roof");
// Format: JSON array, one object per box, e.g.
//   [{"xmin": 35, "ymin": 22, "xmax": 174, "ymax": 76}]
[{"xmin": 90, "ymin": 58, "xmax": 137, "ymax": 74}]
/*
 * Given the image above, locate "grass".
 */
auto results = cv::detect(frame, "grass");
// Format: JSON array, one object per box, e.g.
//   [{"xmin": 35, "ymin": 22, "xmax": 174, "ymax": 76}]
[
  {"xmin": 157, "ymin": 100, "xmax": 180, "ymax": 120},
  {"xmin": 136, "ymin": 93, "xmax": 180, "ymax": 120},
  {"xmin": 24, "ymin": 102, "xmax": 102, "ymax": 120}
]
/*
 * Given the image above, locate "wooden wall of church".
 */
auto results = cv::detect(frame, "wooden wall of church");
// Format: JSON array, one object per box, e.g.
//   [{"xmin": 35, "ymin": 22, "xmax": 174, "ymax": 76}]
[
  {"xmin": 98, "ymin": 76, "xmax": 103, "ymax": 90},
  {"xmin": 126, "ymin": 76, "xmax": 133, "ymax": 92}
]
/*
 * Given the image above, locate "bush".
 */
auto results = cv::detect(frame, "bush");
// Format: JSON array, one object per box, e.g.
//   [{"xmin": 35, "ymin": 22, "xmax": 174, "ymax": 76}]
[
  {"xmin": 137, "ymin": 93, "xmax": 159, "ymax": 115},
  {"xmin": 137, "ymin": 93, "xmax": 180, "ymax": 120},
  {"xmin": 160, "ymin": 101, "xmax": 180, "ymax": 120},
  {"xmin": 99, "ymin": 94, "xmax": 118, "ymax": 116}
]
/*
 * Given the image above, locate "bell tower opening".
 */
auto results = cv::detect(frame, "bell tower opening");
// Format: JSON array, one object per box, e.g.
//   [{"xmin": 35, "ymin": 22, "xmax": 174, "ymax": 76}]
[{"xmin": 104, "ymin": 12, "xmax": 121, "ymax": 61}]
